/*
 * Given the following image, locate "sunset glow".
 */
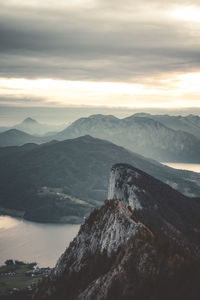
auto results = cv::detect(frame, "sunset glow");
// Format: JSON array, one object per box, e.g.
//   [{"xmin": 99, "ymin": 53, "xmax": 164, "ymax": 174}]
[{"xmin": 0, "ymin": 74, "xmax": 199, "ymax": 108}]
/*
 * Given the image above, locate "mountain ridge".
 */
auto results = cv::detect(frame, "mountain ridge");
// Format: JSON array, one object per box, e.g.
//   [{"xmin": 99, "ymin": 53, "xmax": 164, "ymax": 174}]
[
  {"xmin": 1, "ymin": 113, "xmax": 200, "ymax": 163},
  {"xmin": 22, "ymin": 117, "xmax": 38, "ymax": 124},
  {"xmin": 55, "ymin": 114, "xmax": 200, "ymax": 162},
  {"xmin": 0, "ymin": 135, "xmax": 200, "ymax": 223},
  {"xmin": 0, "ymin": 117, "xmax": 67, "ymax": 137},
  {"xmin": 133, "ymin": 113, "xmax": 200, "ymax": 139},
  {"xmin": 33, "ymin": 163, "xmax": 200, "ymax": 300},
  {"xmin": 0, "ymin": 129, "xmax": 45, "ymax": 147}
]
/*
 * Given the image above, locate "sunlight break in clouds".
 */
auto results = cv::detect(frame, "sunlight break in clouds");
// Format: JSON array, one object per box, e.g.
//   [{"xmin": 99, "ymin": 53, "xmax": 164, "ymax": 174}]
[
  {"xmin": 0, "ymin": 78, "xmax": 150, "ymax": 107},
  {"xmin": 0, "ymin": 74, "xmax": 200, "ymax": 108},
  {"xmin": 171, "ymin": 6, "xmax": 200, "ymax": 22},
  {"xmin": 177, "ymin": 73, "xmax": 200, "ymax": 92}
]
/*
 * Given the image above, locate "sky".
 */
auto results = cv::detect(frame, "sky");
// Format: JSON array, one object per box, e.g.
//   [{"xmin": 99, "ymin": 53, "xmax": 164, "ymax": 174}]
[{"xmin": 0, "ymin": 0, "xmax": 200, "ymax": 113}]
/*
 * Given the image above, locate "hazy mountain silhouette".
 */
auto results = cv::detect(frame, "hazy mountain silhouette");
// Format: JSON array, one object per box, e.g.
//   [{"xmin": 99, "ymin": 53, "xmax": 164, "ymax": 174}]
[
  {"xmin": 55, "ymin": 114, "xmax": 200, "ymax": 162},
  {"xmin": 134, "ymin": 113, "xmax": 200, "ymax": 139},
  {"xmin": 0, "ymin": 129, "xmax": 44, "ymax": 147},
  {"xmin": 0, "ymin": 117, "xmax": 67, "ymax": 136}
]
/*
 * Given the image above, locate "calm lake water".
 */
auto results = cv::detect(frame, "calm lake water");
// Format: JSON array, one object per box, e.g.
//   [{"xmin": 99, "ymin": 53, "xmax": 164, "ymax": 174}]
[
  {"xmin": 0, "ymin": 216, "xmax": 80, "ymax": 268},
  {"xmin": 162, "ymin": 163, "xmax": 200, "ymax": 173}
]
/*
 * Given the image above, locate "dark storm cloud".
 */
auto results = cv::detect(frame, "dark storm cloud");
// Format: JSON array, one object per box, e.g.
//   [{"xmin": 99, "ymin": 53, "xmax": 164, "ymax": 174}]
[{"xmin": 0, "ymin": 1, "xmax": 200, "ymax": 82}]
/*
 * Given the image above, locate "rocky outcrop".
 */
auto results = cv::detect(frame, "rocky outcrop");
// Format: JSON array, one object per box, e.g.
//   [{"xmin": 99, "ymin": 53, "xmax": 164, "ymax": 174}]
[{"xmin": 34, "ymin": 164, "xmax": 200, "ymax": 300}]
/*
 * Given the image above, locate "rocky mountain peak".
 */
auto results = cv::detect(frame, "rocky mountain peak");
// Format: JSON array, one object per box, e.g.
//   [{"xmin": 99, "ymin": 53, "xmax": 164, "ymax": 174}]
[
  {"xmin": 52, "ymin": 198, "xmax": 143, "ymax": 277},
  {"xmin": 22, "ymin": 117, "xmax": 38, "ymax": 124},
  {"xmin": 33, "ymin": 164, "xmax": 200, "ymax": 300},
  {"xmin": 108, "ymin": 163, "xmax": 142, "ymax": 210},
  {"xmin": 88, "ymin": 114, "xmax": 118, "ymax": 121},
  {"xmin": 108, "ymin": 163, "xmax": 200, "ymax": 247}
]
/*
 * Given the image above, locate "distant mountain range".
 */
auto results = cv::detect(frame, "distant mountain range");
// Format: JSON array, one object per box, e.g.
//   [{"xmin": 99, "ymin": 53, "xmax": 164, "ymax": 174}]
[
  {"xmin": 134, "ymin": 113, "xmax": 200, "ymax": 139},
  {"xmin": 0, "ymin": 113, "xmax": 200, "ymax": 162},
  {"xmin": 34, "ymin": 163, "xmax": 200, "ymax": 300},
  {"xmin": 0, "ymin": 135, "xmax": 199, "ymax": 223},
  {"xmin": 54, "ymin": 113, "xmax": 200, "ymax": 162},
  {"xmin": 0, "ymin": 129, "xmax": 45, "ymax": 147},
  {"xmin": 0, "ymin": 117, "xmax": 66, "ymax": 135}
]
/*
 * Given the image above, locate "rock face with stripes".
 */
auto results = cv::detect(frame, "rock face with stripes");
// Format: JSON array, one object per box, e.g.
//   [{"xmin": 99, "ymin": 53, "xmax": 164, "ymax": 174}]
[{"xmin": 34, "ymin": 164, "xmax": 200, "ymax": 300}]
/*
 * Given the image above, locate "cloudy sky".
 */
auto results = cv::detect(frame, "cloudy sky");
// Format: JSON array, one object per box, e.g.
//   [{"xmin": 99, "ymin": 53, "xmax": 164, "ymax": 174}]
[{"xmin": 1, "ymin": 0, "xmax": 200, "ymax": 109}]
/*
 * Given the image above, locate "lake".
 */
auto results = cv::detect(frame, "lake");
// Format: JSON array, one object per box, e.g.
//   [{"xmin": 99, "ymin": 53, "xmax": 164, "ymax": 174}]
[
  {"xmin": 0, "ymin": 216, "xmax": 80, "ymax": 268},
  {"xmin": 162, "ymin": 163, "xmax": 200, "ymax": 173}
]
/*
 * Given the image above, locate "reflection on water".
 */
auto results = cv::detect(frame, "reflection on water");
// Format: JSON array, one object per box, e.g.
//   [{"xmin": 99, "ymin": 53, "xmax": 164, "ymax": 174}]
[
  {"xmin": 162, "ymin": 163, "xmax": 200, "ymax": 173},
  {"xmin": 0, "ymin": 216, "xmax": 19, "ymax": 230},
  {"xmin": 0, "ymin": 216, "xmax": 80, "ymax": 267}
]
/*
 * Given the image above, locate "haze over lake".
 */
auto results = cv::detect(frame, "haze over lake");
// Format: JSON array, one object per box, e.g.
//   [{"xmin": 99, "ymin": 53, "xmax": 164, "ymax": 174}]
[
  {"xmin": 0, "ymin": 216, "xmax": 80, "ymax": 268},
  {"xmin": 163, "ymin": 163, "xmax": 200, "ymax": 173}
]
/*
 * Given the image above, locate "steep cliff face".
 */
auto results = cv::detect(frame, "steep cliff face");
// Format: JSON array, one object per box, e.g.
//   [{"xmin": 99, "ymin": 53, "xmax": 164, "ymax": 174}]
[
  {"xmin": 34, "ymin": 164, "xmax": 200, "ymax": 300},
  {"xmin": 107, "ymin": 164, "xmax": 200, "ymax": 247}
]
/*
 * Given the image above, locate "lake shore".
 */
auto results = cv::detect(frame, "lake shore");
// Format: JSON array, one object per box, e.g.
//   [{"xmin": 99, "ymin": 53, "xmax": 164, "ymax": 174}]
[{"xmin": 0, "ymin": 216, "xmax": 80, "ymax": 268}]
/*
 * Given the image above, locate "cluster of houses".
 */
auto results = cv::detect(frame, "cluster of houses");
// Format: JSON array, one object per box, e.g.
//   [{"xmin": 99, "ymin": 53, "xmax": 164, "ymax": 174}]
[
  {"xmin": 0, "ymin": 271, "xmax": 16, "ymax": 277},
  {"xmin": 25, "ymin": 267, "xmax": 51, "ymax": 277},
  {"xmin": 0, "ymin": 266, "xmax": 51, "ymax": 278}
]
